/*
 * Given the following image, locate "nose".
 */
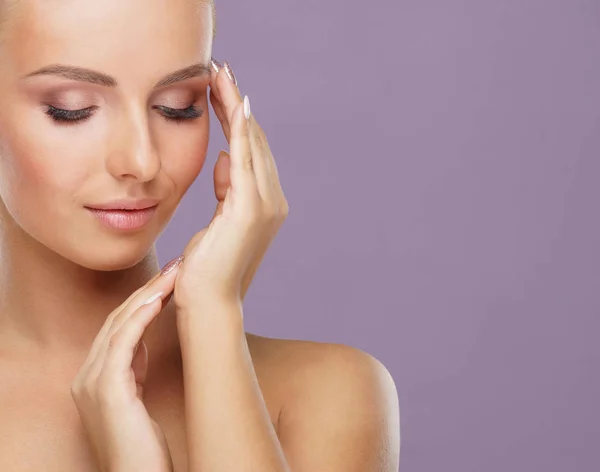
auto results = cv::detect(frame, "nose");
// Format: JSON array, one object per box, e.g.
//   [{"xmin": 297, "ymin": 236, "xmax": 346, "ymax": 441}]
[{"xmin": 106, "ymin": 107, "xmax": 161, "ymax": 182}]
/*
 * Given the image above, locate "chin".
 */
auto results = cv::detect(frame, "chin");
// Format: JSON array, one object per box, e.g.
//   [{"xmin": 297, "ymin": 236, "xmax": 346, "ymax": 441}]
[
  {"xmin": 9, "ymin": 195, "xmax": 176, "ymax": 271},
  {"xmin": 73, "ymin": 244, "xmax": 156, "ymax": 272},
  {"xmin": 22, "ymin": 217, "xmax": 161, "ymax": 272}
]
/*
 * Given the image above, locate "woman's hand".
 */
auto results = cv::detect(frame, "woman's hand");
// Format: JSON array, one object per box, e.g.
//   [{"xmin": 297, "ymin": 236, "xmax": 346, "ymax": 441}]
[
  {"xmin": 173, "ymin": 58, "xmax": 289, "ymax": 313},
  {"xmin": 70, "ymin": 257, "xmax": 183, "ymax": 472}
]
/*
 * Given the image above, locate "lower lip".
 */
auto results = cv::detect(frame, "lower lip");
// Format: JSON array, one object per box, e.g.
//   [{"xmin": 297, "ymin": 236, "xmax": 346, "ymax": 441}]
[{"xmin": 86, "ymin": 206, "xmax": 157, "ymax": 230}]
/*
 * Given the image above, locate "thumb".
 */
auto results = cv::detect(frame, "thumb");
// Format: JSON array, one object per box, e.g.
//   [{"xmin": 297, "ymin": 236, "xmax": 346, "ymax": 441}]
[
  {"xmin": 213, "ymin": 149, "xmax": 231, "ymax": 202},
  {"xmin": 182, "ymin": 150, "xmax": 230, "ymax": 257},
  {"xmin": 210, "ymin": 151, "xmax": 232, "ymax": 221},
  {"xmin": 212, "ymin": 188, "xmax": 229, "ymax": 220}
]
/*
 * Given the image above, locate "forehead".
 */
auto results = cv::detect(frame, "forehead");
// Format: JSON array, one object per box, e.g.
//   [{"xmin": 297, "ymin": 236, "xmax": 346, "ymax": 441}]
[{"xmin": 1, "ymin": 0, "xmax": 212, "ymax": 81}]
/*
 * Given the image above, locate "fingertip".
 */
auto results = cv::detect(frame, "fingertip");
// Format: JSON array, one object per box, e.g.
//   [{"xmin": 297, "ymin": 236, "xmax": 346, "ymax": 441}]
[
  {"xmin": 210, "ymin": 56, "xmax": 221, "ymax": 73},
  {"xmin": 243, "ymin": 95, "xmax": 251, "ymax": 121},
  {"xmin": 142, "ymin": 292, "xmax": 163, "ymax": 306},
  {"xmin": 233, "ymin": 100, "xmax": 250, "ymax": 136},
  {"xmin": 159, "ymin": 255, "xmax": 184, "ymax": 277}
]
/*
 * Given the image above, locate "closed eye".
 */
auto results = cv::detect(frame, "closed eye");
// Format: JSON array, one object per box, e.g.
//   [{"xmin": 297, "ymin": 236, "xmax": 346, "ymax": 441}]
[
  {"xmin": 44, "ymin": 104, "xmax": 204, "ymax": 125},
  {"xmin": 154, "ymin": 104, "xmax": 204, "ymax": 123}
]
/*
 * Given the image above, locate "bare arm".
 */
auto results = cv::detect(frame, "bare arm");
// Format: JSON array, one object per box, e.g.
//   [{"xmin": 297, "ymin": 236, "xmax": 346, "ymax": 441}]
[
  {"xmin": 178, "ymin": 302, "xmax": 290, "ymax": 472},
  {"xmin": 178, "ymin": 301, "xmax": 400, "ymax": 472}
]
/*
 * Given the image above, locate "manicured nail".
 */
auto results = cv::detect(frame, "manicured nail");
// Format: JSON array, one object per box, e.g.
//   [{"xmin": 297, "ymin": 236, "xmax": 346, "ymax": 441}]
[
  {"xmin": 160, "ymin": 255, "xmax": 184, "ymax": 276},
  {"xmin": 223, "ymin": 61, "xmax": 238, "ymax": 86},
  {"xmin": 243, "ymin": 95, "xmax": 251, "ymax": 120},
  {"xmin": 210, "ymin": 57, "xmax": 221, "ymax": 73},
  {"xmin": 143, "ymin": 292, "xmax": 163, "ymax": 306}
]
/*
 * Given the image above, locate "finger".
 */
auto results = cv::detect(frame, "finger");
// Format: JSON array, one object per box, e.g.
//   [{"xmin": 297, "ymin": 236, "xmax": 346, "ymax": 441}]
[
  {"xmin": 84, "ymin": 293, "xmax": 163, "ymax": 383},
  {"xmin": 212, "ymin": 60, "xmax": 253, "ymax": 173},
  {"xmin": 215, "ymin": 61, "xmax": 242, "ymax": 128},
  {"xmin": 184, "ymin": 149, "xmax": 230, "ymax": 255},
  {"xmin": 212, "ymin": 149, "xmax": 231, "ymax": 218},
  {"xmin": 209, "ymin": 86, "xmax": 230, "ymax": 141},
  {"xmin": 213, "ymin": 68, "xmax": 286, "ymax": 212},
  {"xmin": 214, "ymin": 63, "xmax": 264, "ymax": 204},
  {"xmin": 246, "ymin": 113, "xmax": 275, "ymax": 202},
  {"xmin": 210, "ymin": 56, "xmax": 222, "ymax": 88},
  {"xmin": 99, "ymin": 296, "xmax": 163, "ymax": 385},
  {"xmin": 251, "ymin": 120, "xmax": 286, "ymax": 205},
  {"xmin": 209, "ymin": 57, "xmax": 234, "ymax": 141},
  {"xmin": 229, "ymin": 97, "xmax": 259, "ymax": 201},
  {"xmin": 105, "ymin": 258, "xmax": 182, "ymax": 334},
  {"xmin": 82, "ymin": 259, "xmax": 182, "ymax": 370},
  {"xmin": 213, "ymin": 149, "xmax": 231, "ymax": 201}
]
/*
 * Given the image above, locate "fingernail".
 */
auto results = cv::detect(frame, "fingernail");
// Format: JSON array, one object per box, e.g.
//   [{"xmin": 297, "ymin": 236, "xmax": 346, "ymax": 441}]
[
  {"xmin": 160, "ymin": 255, "xmax": 184, "ymax": 276},
  {"xmin": 210, "ymin": 57, "xmax": 221, "ymax": 73},
  {"xmin": 243, "ymin": 95, "xmax": 251, "ymax": 120},
  {"xmin": 223, "ymin": 61, "xmax": 238, "ymax": 87},
  {"xmin": 143, "ymin": 292, "xmax": 164, "ymax": 306}
]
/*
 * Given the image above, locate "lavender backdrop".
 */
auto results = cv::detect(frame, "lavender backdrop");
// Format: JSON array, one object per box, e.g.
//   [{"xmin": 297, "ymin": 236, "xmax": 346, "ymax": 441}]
[{"xmin": 157, "ymin": 1, "xmax": 600, "ymax": 470}]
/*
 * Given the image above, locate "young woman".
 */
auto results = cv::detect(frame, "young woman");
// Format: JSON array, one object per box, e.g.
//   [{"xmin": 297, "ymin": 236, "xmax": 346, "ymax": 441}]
[{"xmin": 0, "ymin": 0, "xmax": 400, "ymax": 470}]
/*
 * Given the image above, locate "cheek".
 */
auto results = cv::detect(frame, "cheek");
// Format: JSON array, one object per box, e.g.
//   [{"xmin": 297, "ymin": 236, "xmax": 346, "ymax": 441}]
[
  {"xmin": 0, "ymin": 128, "xmax": 87, "ymax": 223},
  {"xmin": 161, "ymin": 123, "xmax": 210, "ymax": 193}
]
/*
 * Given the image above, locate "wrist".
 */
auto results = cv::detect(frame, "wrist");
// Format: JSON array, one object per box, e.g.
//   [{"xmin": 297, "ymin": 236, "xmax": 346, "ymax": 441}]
[{"xmin": 175, "ymin": 296, "xmax": 244, "ymax": 332}]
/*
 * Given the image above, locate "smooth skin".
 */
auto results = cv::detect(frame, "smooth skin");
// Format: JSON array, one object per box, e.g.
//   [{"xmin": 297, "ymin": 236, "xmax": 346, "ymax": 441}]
[
  {"xmin": 70, "ymin": 263, "xmax": 183, "ymax": 472},
  {"xmin": 0, "ymin": 0, "xmax": 400, "ymax": 471}
]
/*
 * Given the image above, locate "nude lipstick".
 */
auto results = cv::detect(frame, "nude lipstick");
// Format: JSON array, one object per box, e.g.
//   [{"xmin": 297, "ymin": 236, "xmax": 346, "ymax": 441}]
[{"xmin": 85, "ymin": 198, "xmax": 159, "ymax": 231}]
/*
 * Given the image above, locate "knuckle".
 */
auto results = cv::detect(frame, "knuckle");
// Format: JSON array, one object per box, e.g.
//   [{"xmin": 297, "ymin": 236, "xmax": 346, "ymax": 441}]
[
  {"xmin": 107, "ymin": 334, "xmax": 119, "ymax": 351},
  {"xmin": 255, "ymin": 123, "xmax": 267, "ymax": 142},
  {"xmin": 107, "ymin": 329, "xmax": 128, "ymax": 353},
  {"xmin": 262, "ymin": 203, "xmax": 278, "ymax": 222},
  {"xmin": 241, "ymin": 121, "xmax": 251, "ymax": 139},
  {"xmin": 83, "ymin": 384, "xmax": 97, "ymax": 402},
  {"xmin": 71, "ymin": 378, "xmax": 95, "ymax": 403},
  {"xmin": 107, "ymin": 308, "xmax": 121, "ymax": 324},
  {"xmin": 281, "ymin": 199, "xmax": 290, "ymax": 216},
  {"xmin": 252, "ymin": 129, "xmax": 264, "ymax": 153},
  {"xmin": 245, "ymin": 153, "xmax": 254, "ymax": 171},
  {"xmin": 70, "ymin": 380, "xmax": 82, "ymax": 398}
]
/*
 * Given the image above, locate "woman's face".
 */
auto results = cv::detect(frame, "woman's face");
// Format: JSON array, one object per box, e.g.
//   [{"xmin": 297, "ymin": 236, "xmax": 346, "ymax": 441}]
[{"xmin": 0, "ymin": 0, "xmax": 214, "ymax": 270}]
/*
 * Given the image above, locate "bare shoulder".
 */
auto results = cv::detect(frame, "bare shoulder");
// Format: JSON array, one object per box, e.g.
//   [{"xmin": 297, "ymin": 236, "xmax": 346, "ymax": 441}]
[
  {"xmin": 245, "ymin": 332, "xmax": 400, "ymax": 471},
  {"xmin": 245, "ymin": 332, "xmax": 392, "ymax": 382}
]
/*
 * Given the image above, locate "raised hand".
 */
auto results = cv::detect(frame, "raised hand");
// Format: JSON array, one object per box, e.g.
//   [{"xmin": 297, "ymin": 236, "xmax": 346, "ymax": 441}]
[
  {"xmin": 70, "ymin": 256, "xmax": 184, "ymax": 472},
  {"xmin": 174, "ymin": 58, "xmax": 288, "ymax": 313}
]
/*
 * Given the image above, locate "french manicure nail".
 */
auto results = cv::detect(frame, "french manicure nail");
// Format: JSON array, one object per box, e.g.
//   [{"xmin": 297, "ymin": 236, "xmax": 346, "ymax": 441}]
[
  {"xmin": 243, "ymin": 95, "xmax": 251, "ymax": 120},
  {"xmin": 210, "ymin": 57, "xmax": 221, "ymax": 73},
  {"xmin": 223, "ymin": 61, "xmax": 238, "ymax": 86},
  {"xmin": 143, "ymin": 292, "xmax": 163, "ymax": 306},
  {"xmin": 160, "ymin": 255, "xmax": 184, "ymax": 276}
]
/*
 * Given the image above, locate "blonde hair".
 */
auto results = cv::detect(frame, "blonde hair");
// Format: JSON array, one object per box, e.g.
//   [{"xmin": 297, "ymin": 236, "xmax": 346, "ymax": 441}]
[{"xmin": 0, "ymin": 0, "xmax": 217, "ymax": 50}]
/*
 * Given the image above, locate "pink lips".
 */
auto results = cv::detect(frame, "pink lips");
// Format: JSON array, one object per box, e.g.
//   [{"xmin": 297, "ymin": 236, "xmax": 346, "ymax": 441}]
[{"xmin": 85, "ymin": 198, "xmax": 159, "ymax": 230}]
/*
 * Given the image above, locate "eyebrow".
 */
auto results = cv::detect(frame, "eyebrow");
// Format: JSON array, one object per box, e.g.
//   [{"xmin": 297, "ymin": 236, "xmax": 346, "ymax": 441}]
[{"xmin": 22, "ymin": 62, "xmax": 211, "ymax": 88}]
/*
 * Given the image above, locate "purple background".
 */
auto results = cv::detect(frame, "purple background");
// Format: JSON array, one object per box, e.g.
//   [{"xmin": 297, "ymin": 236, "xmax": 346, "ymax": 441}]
[{"xmin": 157, "ymin": 1, "xmax": 600, "ymax": 470}]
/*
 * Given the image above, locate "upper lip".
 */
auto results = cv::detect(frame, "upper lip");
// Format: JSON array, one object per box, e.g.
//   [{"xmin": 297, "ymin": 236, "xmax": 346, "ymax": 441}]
[{"xmin": 85, "ymin": 198, "xmax": 160, "ymax": 211}]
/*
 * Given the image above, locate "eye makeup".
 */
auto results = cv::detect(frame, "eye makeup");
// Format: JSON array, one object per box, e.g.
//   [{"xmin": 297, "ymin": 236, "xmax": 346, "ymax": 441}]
[
  {"xmin": 44, "ymin": 105, "xmax": 98, "ymax": 124},
  {"xmin": 154, "ymin": 104, "xmax": 204, "ymax": 123},
  {"xmin": 44, "ymin": 103, "xmax": 204, "ymax": 125}
]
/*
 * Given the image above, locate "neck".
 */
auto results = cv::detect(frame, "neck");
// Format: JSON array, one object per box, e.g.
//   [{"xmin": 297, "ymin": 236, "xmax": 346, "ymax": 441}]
[{"xmin": 0, "ymin": 214, "xmax": 180, "ymax": 376}]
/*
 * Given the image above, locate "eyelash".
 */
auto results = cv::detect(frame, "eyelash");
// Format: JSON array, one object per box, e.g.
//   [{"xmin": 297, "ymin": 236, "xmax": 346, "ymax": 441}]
[{"xmin": 44, "ymin": 104, "xmax": 204, "ymax": 125}]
